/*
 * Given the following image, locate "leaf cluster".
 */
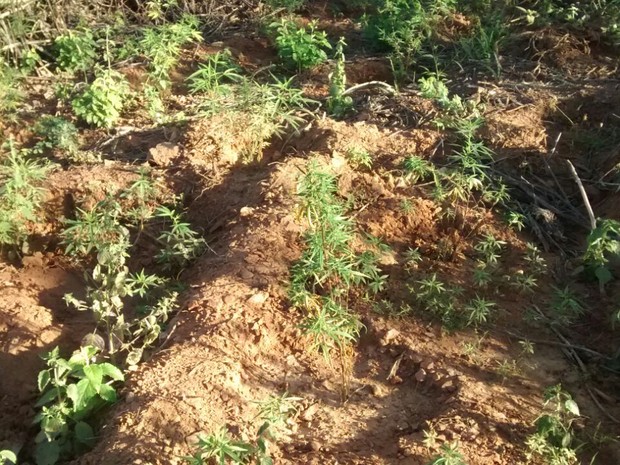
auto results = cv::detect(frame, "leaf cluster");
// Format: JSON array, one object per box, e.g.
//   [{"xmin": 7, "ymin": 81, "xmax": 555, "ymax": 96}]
[{"xmin": 34, "ymin": 346, "xmax": 124, "ymax": 465}]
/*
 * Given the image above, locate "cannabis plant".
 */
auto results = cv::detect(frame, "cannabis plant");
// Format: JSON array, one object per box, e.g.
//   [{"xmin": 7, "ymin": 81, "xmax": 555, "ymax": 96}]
[
  {"xmin": 34, "ymin": 116, "xmax": 80, "ymax": 159},
  {"xmin": 187, "ymin": 49, "xmax": 243, "ymax": 95},
  {"xmin": 326, "ymin": 37, "xmax": 353, "ymax": 117},
  {"xmin": 0, "ymin": 141, "xmax": 50, "ymax": 252},
  {"xmin": 155, "ymin": 206, "xmax": 206, "ymax": 271}
]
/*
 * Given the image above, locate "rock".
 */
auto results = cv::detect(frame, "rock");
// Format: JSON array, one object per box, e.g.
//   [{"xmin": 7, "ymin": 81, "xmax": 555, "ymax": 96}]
[
  {"xmin": 379, "ymin": 328, "xmax": 400, "ymax": 346},
  {"xmin": 440, "ymin": 378, "xmax": 458, "ymax": 393},
  {"xmin": 310, "ymin": 440, "xmax": 321, "ymax": 451},
  {"xmin": 420, "ymin": 359, "xmax": 435, "ymax": 371},
  {"xmin": 147, "ymin": 142, "xmax": 180, "ymax": 166},
  {"xmin": 302, "ymin": 403, "xmax": 319, "ymax": 422},
  {"xmin": 239, "ymin": 206, "xmax": 254, "ymax": 217},
  {"xmin": 414, "ymin": 368, "xmax": 427, "ymax": 383},
  {"xmin": 247, "ymin": 291, "xmax": 268, "ymax": 306}
]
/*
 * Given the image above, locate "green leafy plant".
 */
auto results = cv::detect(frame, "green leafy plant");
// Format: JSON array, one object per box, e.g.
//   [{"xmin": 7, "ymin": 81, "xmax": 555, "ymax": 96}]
[
  {"xmin": 346, "ymin": 147, "xmax": 373, "ymax": 170},
  {"xmin": 455, "ymin": 21, "xmax": 504, "ymax": 77},
  {"xmin": 34, "ymin": 346, "xmax": 124, "ymax": 465},
  {"xmin": 290, "ymin": 161, "xmax": 383, "ymax": 358},
  {"xmin": 270, "ymin": 18, "xmax": 331, "ymax": 71},
  {"xmin": 155, "ymin": 206, "xmax": 206, "ymax": 271},
  {"xmin": 187, "ymin": 49, "xmax": 242, "ymax": 95},
  {"xmin": 464, "ymin": 295, "xmax": 495, "ymax": 326},
  {"xmin": 0, "ymin": 58, "xmax": 24, "ymax": 119},
  {"xmin": 71, "ymin": 69, "xmax": 131, "ymax": 128},
  {"xmin": 550, "ymin": 286, "xmax": 584, "ymax": 326},
  {"xmin": 33, "ymin": 116, "xmax": 79, "ymax": 159},
  {"xmin": 0, "ymin": 140, "xmax": 50, "ymax": 253},
  {"xmin": 526, "ymin": 385, "xmax": 582, "ymax": 465},
  {"xmin": 326, "ymin": 37, "xmax": 353, "ymax": 117},
  {"xmin": 402, "ymin": 155, "xmax": 434, "ymax": 183},
  {"xmin": 363, "ymin": 0, "xmax": 454, "ymax": 80},
  {"xmin": 139, "ymin": 14, "xmax": 203, "ymax": 90},
  {"xmin": 426, "ymin": 442, "xmax": 467, "ymax": 465},
  {"xmin": 53, "ymin": 29, "xmax": 97, "ymax": 73},
  {"xmin": 583, "ymin": 218, "xmax": 620, "ymax": 288},
  {"xmin": 186, "ymin": 393, "xmax": 300, "ymax": 465}
]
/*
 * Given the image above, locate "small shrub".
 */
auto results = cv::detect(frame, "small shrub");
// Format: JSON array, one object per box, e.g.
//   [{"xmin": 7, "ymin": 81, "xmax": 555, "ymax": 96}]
[
  {"xmin": 0, "ymin": 58, "xmax": 24, "ymax": 119},
  {"xmin": 53, "ymin": 29, "xmax": 97, "ymax": 73},
  {"xmin": 34, "ymin": 116, "xmax": 80, "ymax": 158},
  {"xmin": 346, "ymin": 147, "xmax": 373, "ymax": 170},
  {"xmin": 326, "ymin": 37, "xmax": 353, "ymax": 117},
  {"xmin": 72, "ymin": 69, "xmax": 131, "ymax": 128},
  {"xmin": 0, "ymin": 141, "xmax": 50, "ymax": 253},
  {"xmin": 139, "ymin": 14, "xmax": 202, "ymax": 90},
  {"xmin": 155, "ymin": 206, "xmax": 206, "ymax": 270},
  {"xmin": 583, "ymin": 218, "xmax": 620, "ymax": 288},
  {"xmin": 426, "ymin": 442, "xmax": 467, "ymax": 465},
  {"xmin": 271, "ymin": 18, "xmax": 331, "ymax": 71},
  {"xmin": 34, "ymin": 346, "xmax": 124, "ymax": 465},
  {"xmin": 186, "ymin": 49, "xmax": 242, "ymax": 95},
  {"xmin": 526, "ymin": 385, "xmax": 582, "ymax": 465}
]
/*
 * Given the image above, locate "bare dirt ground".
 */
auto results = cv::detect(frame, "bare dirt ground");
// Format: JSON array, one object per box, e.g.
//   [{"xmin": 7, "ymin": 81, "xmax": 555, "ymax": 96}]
[{"xmin": 1, "ymin": 4, "xmax": 620, "ymax": 465}]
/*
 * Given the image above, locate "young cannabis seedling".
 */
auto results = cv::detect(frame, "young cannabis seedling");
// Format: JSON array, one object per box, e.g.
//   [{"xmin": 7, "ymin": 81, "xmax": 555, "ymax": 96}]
[
  {"xmin": 526, "ymin": 385, "xmax": 582, "ymax": 465},
  {"xmin": 34, "ymin": 346, "xmax": 124, "ymax": 465},
  {"xmin": 0, "ymin": 140, "xmax": 50, "ymax": 253},
  {"xmin": 464, "ymin": 296, "xmax": 495, "ymax": 327},
  {"xmin": 155, "ymin": 206, "xmax": 206, "ymax": 271},
  {"xmin": 346, "ymin": 147, "xmax": 373, "ymax": 170},
  {"xmin": 139, "ymin": 14, "xmax": 202, "ymax": 90},
  {"xmin": 271, "ymin": 18, "xmax": 331, "ymax": 71},
  {"xmin": 402, "ymin": 155, "xmax": 434, "ymax": 184},
  {"xmin": 326, "ymin": 37, "xmax": 353, "ymax": 117},
  {"xmin": 185, "ymin": 427, "xmax": 253, "ymax": 465},
  {"xmin": 187, "ymin": 49, "xmax": 243, "ymax": 95},
  {"xmin": 34, "ymin": 116, "xmax": 80, "ymax": 159},
  {"xmin": 550, "ymin": 286, "xmax": 584, "ymax": 326},
  {"xmin": 474, "ymin": 234, "xmax": 505, "ymax": 267},
  {"xmin": 426, "ymin": 442, "xmax": 467, "ymax": 465},
  {"xmin": 583, "ymin": 218, "xmax": 620, "ymax": 288}
]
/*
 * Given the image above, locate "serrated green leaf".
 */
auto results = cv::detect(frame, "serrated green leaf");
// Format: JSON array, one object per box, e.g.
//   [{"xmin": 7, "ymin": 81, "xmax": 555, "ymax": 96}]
[
  {"xmin": 38, "ymin": 370, "xmax": 51, "ymax": 392},
  {"xmin": 98, "ymin": 383, "xmax": 117, "ymax": 403},
  {"xmin": 564, "ymin": 399, "xmax": 580, "ymax": 416},
  {"xmin": 99, "ymin": 362, "xmax": 124, "ymax": 382}
]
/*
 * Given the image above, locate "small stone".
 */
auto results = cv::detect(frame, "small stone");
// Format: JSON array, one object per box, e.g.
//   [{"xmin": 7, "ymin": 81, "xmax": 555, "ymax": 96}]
[
  {"xmin": 247, "ymin": 292, "xmax": 268, "ymax": 306},
  {"xmin": 421, "ymin": 359, "xmax": 435, "ymax": 371},
  {"xmin": 310, "ymin": 440, "xmax": 321, "ymax": 451},
  {"xmin": 239, "ymin": 269, "xmax": 254, "ymax": 280},
  {"xmin": 147, "ymin": 142, "xmax": 179, "ymax": 166},
  {"xmin": 239, "ymin": 206, "xmax": 254, "ymax": 217},
  {"xmin": 302, "ymin": 403, "xmax": 319, "ymax": 422},
  {"xmin": 414, "ymin": 368, "xmax": 427, "ymax": 383},
  {"xmin": 440, "ymin": 378, "xmax": 458, "ymax": 393}
]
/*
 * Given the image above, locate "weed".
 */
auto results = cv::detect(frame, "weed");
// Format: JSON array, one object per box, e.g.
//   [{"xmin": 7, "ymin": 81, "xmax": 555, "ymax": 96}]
[
  {"xmin": 409, "ymin": 273, "xmax": 466, "ymax": 329},
  {"xmin": 472, "ymin": 261, "xmax": 492, "ymax": 288},
  {"xmin": 426, "ymin": 442, "xmax": 467, "ymax": 465},
  {"xmin": 187, "ymin": 49, "xmax": 242, "ymax": 95},
  {"xmin": 363, "ymin": 0, "xmax": 453, "ymax": 81},
  {"xmin": 290, "ymin": 161, "xmax": 381, "ymax": 357},
  {"xmin": 461, "ymin": 333, "xmax": 485, "ymax": 363},
  {"xmin": 72, "ymin": 69, "xmax": 131, "ymax": 128},
  {"xmin": 155, "ymin": 206, "xmax": 206, "ymax": 271},
  {"xmin": 506, "ymin": 211, "xmax": 526, "ymax": 231},
  {"xmin": 327, "ymin": 37, "xmax": 353, "ymax": 117},
  {"xmin": 270, "ymin": 18, "xmax": 331, "ymax": 71},
  {"xmin": 526, "ymin": 385, "xmax": 582, "ymax": 465},
  {"xmin": 455, "ymin": 21, "xmax": 504, "ymax": 77},
  {"xmin": 583, "ymin": 218, "xmax": 620, "ymax": 288},
  {"xmin": 511, "ymin": 271, "xmax": 538, "ymax": 293},
  {"xmin": 346, "ymin": 147, "xmax": 373, "ymax": 170},
  {"xmin": 145, "ymin": 0, "xmax": 179, "ymax": 22},
  {"xmin": 474, "ymin": 234, "xmax": 505, "ymax": 266},
  {"xmin": 185, "ymin": 427, "xmax": 253, "ymax": 465},
  {"xmin": 33, "ymin": 116, "xmax": 80, "ymax": 159},
  {"xmin": 0, "ymin": 140, "xmax": 50, "ymax": 253},
  {"xmin": 550, "ymin": 286, "xmax": 584, "ymax": 326},
  {"xmin": 524, "ymin": 242, "xmax": 547, "ymax": 276},
  {"xmin": 0, "ymin": 58, "xmax": 23, "ymax": 119},
  {"xmin": 34, "ymin": 346, "xmax": 124, "ymax": 465},
  {"xmin": 495, "ymin": 358, "xmax": 518, "ymax": 379},
  {"xmin": 464, "ymin": 296, "xmax": 494, "ymax": 326},
  {"xmin": 402, "ymin": 155, "xmax": 434, "ymax": 183},
  {"xmin": 187, "ymin": 393, "xmax": 300, "ymax": 465},
  {"xmin": 53, "ymin": 29, "xmax": 97, "ymax": 73},
  {"xmin": 139, "ymin": 14, "xmax": 202, "ymax": 90},
  {"xmin": 404, "ymin": 246, "xmax": 423, "ymax": 270}
]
